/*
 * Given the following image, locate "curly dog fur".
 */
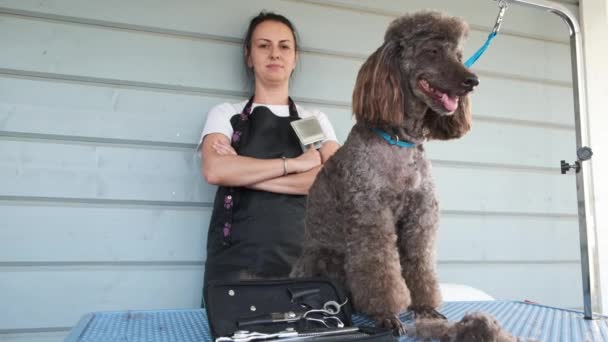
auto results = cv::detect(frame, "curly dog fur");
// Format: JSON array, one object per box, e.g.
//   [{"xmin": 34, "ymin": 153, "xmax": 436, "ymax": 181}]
[
  {"xmin": 408, "ymin": 312, "xmax": 522, "ymax": 342},
  {"xmin": 291, "ymin": 11, "xmax": 479, "ymax": 333}
]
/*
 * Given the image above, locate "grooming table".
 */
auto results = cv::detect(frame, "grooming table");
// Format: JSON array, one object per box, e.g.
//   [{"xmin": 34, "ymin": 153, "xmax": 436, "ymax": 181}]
[{"xmin": 64, "ymin": 301, "xmax": 608, "ymax": 342}]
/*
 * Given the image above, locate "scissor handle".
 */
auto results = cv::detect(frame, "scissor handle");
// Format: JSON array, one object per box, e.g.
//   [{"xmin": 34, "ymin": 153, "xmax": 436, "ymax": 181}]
[
  {"xmin": 323, "ymin": 301, "xmax": 341, "ymax": 315},
  {"xmin": 323, "ymin": 298, "xmax": 349, "ymax": 315}
]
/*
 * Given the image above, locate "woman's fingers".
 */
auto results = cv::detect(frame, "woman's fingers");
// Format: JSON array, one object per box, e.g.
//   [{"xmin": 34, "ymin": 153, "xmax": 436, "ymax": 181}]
[
  {"xmin": 304, "ymin": 147, "xmax": 322, "ymax": 167},
  {"xmin": 212, "ymin": 142, "xmax": 237, "ymax": 155},
  {"xmin": 291, "ymin": 147, "xmax": 321, "ymax": 172}
]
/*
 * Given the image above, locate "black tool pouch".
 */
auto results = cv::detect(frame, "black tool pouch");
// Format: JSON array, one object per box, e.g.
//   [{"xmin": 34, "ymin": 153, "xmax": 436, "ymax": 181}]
[{"xmin": 204, "ymin": 277, "xmax": 396, "ymax": 341}]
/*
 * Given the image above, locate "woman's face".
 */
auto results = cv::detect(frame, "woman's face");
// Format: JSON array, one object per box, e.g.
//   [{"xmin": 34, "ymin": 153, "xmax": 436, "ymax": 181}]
[{"xmin": 247, "ymin": 20, "xmax": 297, "ymax": 86}]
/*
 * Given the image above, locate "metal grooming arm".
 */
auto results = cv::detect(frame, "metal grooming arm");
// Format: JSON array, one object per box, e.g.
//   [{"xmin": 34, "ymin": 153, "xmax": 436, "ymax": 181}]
[{"xmin": 495, "ymin": 0, "xmax": 599, "ymax": 319}]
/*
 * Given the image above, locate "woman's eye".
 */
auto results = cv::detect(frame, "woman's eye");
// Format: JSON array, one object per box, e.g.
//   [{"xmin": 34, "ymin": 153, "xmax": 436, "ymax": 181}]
[
  {"xmin": 281, "ymin": 45, "xmax": 291, "ymax": 50},
  {"xmin": 258, "ymin": 44, "xmax": 268, "ymax": 49}
]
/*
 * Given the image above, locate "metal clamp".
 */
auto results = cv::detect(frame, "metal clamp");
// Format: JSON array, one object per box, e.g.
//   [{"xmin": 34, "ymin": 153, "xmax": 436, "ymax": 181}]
[
  {"xmin": 560, "ymin": 146, "xmax": 593, "ymax": 174},
  {"xmin": 492, "ymin": 0, "xmax": 509, "ymax": 34}
]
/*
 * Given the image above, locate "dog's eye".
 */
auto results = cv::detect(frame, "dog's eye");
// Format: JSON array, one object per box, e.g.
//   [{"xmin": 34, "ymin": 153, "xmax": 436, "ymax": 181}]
[{"xmin": 425, "ymin": 48, "xmax": 439, "ymax": 57}]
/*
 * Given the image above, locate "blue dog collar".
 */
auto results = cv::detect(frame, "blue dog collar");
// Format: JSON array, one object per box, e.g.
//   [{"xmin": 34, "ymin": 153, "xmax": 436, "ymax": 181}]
[{"xmin": 372, "ymin": 128, "xmax": 416, "ymax": 148}]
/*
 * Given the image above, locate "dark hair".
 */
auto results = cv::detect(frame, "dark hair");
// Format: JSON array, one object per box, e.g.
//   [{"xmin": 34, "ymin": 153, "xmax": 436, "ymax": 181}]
[{"xmin": 243, "ymin": 11, "xmax": 300, "ymax": 89}]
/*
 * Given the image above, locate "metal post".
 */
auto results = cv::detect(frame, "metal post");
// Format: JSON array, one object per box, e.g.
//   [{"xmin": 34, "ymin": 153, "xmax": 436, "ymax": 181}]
[{"xmin": 494, "ymin": 0, "xmax": 599, "ymax": 319}]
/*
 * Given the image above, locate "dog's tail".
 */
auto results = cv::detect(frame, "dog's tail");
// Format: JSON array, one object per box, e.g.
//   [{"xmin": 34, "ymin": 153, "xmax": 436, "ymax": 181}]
[
  {"xmin": 404, "ymin": 318, "xmax": 453, "ymax": 341},
  {"xmin": 405, "ymin": 312, "xmax": 534, "ymax": 342}
]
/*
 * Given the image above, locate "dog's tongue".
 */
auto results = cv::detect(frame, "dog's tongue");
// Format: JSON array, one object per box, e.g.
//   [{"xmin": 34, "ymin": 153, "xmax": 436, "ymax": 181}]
[
  {"xmin": 439, "ymin": 93, "xmax": 459, "ymax": 112},
  {"xmin": 419, "ymin": 79, "xmax": 460, "ymax": 112}
]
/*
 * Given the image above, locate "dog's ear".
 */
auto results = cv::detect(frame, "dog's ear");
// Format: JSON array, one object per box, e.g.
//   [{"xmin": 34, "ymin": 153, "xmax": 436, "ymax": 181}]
[
  {"xmin": 423, "ymin": 94, "xmax": 472, "ymax": 140},
  {"xmin": 352, "ymin": 41, "xmax": 405, "ymax": 127}
]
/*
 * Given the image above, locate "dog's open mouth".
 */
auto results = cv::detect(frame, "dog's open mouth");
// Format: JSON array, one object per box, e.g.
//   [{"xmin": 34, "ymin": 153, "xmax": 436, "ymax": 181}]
[{"xmin": 418, "ymin": 79, "xmax": 459, "ymax": 113}]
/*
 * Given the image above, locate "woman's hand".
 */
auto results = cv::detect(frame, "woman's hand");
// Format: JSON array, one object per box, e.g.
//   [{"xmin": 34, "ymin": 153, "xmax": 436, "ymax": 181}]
[{"xmin": 287, "ymin": 147, "xmax": 321, "ymax": 173}]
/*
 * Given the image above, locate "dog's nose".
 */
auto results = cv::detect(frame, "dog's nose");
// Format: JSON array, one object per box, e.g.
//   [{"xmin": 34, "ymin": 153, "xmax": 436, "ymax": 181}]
[{"xmin": 462, "ymin": 76, "xmax": 479, "ymax": 88}]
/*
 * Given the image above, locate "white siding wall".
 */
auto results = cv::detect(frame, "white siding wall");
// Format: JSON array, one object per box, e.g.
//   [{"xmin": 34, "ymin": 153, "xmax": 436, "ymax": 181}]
[{"xmin": 0, "ymin": 0, "xmax": 581, "ymax": 341}]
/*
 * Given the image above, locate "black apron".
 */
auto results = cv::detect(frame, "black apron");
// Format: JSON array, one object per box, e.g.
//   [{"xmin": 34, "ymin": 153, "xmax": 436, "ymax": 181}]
[{"xmin": 204, "ymin": 98, "xmax": 306, "ymax": 291}]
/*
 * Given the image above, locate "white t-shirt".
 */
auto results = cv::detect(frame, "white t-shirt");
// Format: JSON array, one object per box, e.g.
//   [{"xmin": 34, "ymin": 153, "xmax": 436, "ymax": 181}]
[{"xmin": 197, "ymin": 101, "xmax": 338, "ymax": 154}]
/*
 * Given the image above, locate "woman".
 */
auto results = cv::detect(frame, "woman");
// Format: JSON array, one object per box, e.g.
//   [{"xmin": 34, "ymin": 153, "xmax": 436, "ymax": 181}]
[{"xmin": 198, "ymin": 12, "xmax": 340, "ymax": 290}]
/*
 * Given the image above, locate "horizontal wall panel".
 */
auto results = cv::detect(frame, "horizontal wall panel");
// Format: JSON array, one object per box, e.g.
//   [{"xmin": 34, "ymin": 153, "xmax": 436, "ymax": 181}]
[
  {"xmin": 0, "ymin": 264, "xmax": 579, "ymax": 330},
  {"xmin": 466, "ymin": 30, "xmax": 571, "ymax": 84},
  {"xmin": 0, "ymin": 14, "xmax": 571, "ymax": 105},
  {"xmin": 0, "ymin": 203, "xmax": 210, "ymax": 262},
  {"xmin": 0, "ymin": 140, "xmax": 212, "ymax": 202},
  {"xmin": 470, "ymin": 77, "xmax": 574, "ymax": 126},
  {"xmin": 437, "ymin": 215, "xmax": 580, "ymax": 261},
  {"xmin": 0, "ymin": 77, "xmax": 228, "ymax": 146},
  {"xmin": 0, "ymin": 202, "xmax": 578, "ymax": 263},
  {"xmin": 425, "ymin": 120, "xmax": 575, "ymax": 170},
  {"xmin": 0, "ymin": 266, "xmax": 205, "ymax": 330},
  {"xmin": 0, "ymin": 139, "xmax": 577, "ymax": 213},
  {"xmin": 435, "ymin": 166, "xmax": 577, "ymax": 215},
  {"xmin": 438, "ymin": 263, "xmax": 582, "ymax": 308}
]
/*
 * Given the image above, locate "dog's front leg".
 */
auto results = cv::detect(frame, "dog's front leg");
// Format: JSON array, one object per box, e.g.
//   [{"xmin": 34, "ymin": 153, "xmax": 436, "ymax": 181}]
[
  {"xmin": 398, "ymin": 191, "xmax": 443, "ymax": 319},
  {"xmin": 344, "ymin": 208, "xmax": 410, "ymax": 334}
]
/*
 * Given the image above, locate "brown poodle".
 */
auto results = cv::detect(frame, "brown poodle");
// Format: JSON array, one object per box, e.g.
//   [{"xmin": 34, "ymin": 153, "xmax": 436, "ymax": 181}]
[{"xmin": 291, "ymin": 11, "xmax": 479, "ymax": 333}]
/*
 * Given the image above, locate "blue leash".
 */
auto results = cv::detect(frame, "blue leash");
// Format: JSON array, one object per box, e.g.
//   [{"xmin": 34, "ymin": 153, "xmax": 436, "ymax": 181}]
[
  {"xmin": 464, "ymin": 0, "xmax": 508, "ymax": 68},
  {"xmin": 464, "ymin": 31, "xmax": 497, "ymax": 68}
]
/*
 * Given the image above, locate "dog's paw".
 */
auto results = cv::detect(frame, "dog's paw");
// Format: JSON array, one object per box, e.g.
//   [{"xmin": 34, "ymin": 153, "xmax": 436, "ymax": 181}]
[
  {"xmin": 410, "ymin": 305, "xmax": 447, "ymax": 320},
  {"xmin": 375, "ymin": 315, "xmax": 406, "ymax": 336}
]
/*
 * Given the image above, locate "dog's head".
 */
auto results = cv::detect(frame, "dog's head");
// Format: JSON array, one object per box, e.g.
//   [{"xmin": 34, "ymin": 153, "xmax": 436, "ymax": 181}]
[{"xmin": 353, "ymin": 11, "xmax": 478, "ymax": 140}]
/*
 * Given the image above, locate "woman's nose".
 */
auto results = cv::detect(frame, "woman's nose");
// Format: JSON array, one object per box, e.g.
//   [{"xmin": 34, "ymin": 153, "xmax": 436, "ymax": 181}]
[{"xmin": 270, "ymin": 46, "xmax": 280, "ymax": 59}]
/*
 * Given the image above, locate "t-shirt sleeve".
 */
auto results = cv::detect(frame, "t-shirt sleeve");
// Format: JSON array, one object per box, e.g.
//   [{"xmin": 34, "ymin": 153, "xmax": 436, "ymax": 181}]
[
  {"xmin": 196, "ymin": 103, "xmax": 235, "ymax": 156},
  {"xmin": 313, "ymin": 110, "xmax": 339, "ymax": 144}
]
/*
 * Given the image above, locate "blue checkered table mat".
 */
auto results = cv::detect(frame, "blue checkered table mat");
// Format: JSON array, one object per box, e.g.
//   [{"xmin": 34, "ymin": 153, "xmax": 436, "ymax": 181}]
[{"xmin": 65, "ymin": 301, "xmax": 608, "ymax": 341}]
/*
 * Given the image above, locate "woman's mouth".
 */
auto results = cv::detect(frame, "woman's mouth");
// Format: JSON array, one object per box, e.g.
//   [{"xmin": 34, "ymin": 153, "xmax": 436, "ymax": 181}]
[{"xmin": 267, "ymin": 64, "xmax": 283, "ymax": 70}]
